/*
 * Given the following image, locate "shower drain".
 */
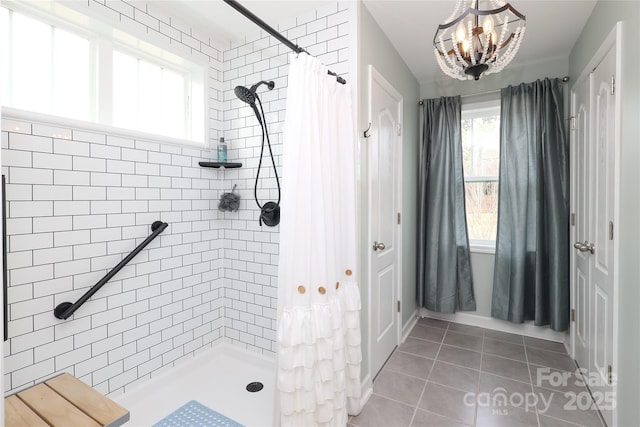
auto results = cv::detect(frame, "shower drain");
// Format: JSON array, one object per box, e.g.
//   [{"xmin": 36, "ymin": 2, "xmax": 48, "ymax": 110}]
[{"xmin": 246, "ymin": 381, "xmax": 264, "ymax": 392}]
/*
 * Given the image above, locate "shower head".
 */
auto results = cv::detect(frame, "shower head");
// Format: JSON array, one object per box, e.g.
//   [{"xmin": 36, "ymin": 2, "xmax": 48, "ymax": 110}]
[
  {"xmin": 235, "ymin": 81, "xmax": 275, "ymax": 127},
  {"xmin": 234, "ymin": 80, "xmax": 275, "ymax": 105},
  {"xmin": 234, "ymin": 85, "xmax": 256, "ymax": 105}
]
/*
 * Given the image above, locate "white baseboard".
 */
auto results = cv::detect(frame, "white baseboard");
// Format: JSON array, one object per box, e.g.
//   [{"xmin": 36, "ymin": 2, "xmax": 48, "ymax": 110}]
[
  {"xmin": 563, "ymin": 330, "xmax": 572, "ymax": 356},
  {"xmin": 357, "ymin": 374, "xmax": 373, "ymax": 414},
  {"xmin": 355, "ymin": 312, "xmax": 414, "ymax": 416},
  {"xmin": 420, "ymin": 308, "xmax": 568, "ymax": 343},
  {"xmin": 401, "ymin": 309, "xmax": 419, "ymax": 343}
]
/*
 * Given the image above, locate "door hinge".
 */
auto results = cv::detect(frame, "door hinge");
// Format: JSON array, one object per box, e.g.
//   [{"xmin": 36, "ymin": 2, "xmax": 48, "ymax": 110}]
[
  {"xmin": 570, "ymin": 116, "xmax": 576, "ymax": 131},
  {"xmin": 571, "ymin": 309, "xmax": 576, "ymax": 322},
  {"xmin": 397, "ymin": 212, "xmax": 401, "ymax": 224},
  {"xmin": 609, "ymin": 221, "xmax": 614, "ymax": 240},
  {"xmin": 611, "ymin": 75, "xmax": 615, "ymax": 95},
  {"xmin": 608, "ymin": 365, "xmax": 613, "ymax": 384},
  {"xmin": 397, "ymin": 300, "xmax": 401, "ymax": 313},
  {"xmin": 396, "ymin": 123, "xmax": 402, "ymax": 136},
  {"xmin": 570, "ymin": 213, "xmax": 576, "ymax": 226}
]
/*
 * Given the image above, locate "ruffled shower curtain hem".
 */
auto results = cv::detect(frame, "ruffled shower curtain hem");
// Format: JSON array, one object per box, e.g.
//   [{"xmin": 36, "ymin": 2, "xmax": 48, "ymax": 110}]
[{"xmin": 277, "ymin": 281, "xmax": 362, "ymax": 426}]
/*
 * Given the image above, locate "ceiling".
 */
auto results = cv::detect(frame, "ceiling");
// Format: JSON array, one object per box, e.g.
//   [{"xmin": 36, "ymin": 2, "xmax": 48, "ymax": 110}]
[
  {"xmin": 158, "ymin": 0, "xmax": 597, "ymax": 85},
  {"xmin": 151, "ymin": 1, "xmax": 335, "ymax": 47},
  {"xmin": 362, "ymin": 0, "xmax": 597, "ymax": 84}
]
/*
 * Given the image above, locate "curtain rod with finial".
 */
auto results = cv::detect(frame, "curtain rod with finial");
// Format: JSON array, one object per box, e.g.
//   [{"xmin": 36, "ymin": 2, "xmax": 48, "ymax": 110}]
[{"xmin": 418, "ymin": 76, "xmax": 570, "ymax": 105}]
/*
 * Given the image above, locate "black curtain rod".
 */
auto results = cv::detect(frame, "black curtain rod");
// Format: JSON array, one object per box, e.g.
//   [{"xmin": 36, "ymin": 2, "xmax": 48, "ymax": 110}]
[
  {"xmin": 418, "ymin": 76, "xmax": 571, "ymax": 105},
  {"xmin": 223, "ymin": 0, "xmax": 346, "ymax": 84}
]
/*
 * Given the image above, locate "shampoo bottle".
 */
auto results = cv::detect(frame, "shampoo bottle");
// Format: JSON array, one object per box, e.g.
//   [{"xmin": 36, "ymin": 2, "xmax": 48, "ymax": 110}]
[{"xmin": 217, "ymin": 137, "xmax": 227, "ymax": 163}]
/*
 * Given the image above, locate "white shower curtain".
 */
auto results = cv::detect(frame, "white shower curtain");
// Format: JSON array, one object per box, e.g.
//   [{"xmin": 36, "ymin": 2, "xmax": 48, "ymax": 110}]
[{"xmin": 277, "ymin": 52, "xmax": 362, "ymax": 426}]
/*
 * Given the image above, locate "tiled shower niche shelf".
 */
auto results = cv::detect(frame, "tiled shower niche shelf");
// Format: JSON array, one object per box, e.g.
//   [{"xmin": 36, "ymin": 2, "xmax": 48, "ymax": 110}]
[{"xmin": 198, "ymin": 162, "xmax": 242, "ymax": 169}]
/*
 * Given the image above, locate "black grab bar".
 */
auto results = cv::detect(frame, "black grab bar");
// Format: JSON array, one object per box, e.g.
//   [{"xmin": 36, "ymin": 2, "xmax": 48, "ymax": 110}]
[{"xmin": 54, "ymin": 221, "xmax": 168, "ymax": 320}]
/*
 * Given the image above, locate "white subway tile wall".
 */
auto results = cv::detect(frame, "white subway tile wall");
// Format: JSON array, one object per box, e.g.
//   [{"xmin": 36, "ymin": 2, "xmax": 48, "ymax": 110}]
[
  {"xmin": 2, "ymin": 0, "xmax": 225, "ymax": 396},
  {"xmin": 1, "ymin": 0, "xmax": 352, "ymax": 398},
  {"xmin": 220, "ymin": 2, "xmax": 351, "ymax": 353},
  {"xmin": 2, "ymin": 123, "xmax": 229, "ymax": 396}
]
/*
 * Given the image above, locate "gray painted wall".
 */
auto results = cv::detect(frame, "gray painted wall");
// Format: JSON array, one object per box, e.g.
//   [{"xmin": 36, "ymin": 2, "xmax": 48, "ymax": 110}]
[
  {"xmin": 568, "ymin": 2, "xmax": 640, "ymax": 425},
  {"xmin": 469, "ymin": 253, "xmax": 494, "ymax": 317},
  {"xmin": 358, "ymin": 2, "xmax": 420, "ymax": 379}
]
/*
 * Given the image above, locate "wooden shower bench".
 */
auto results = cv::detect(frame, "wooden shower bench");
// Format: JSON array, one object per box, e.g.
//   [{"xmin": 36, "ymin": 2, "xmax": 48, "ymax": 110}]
[{"xmin": 5, "ymin": 373, "xmax": 129, "ymax": 427}]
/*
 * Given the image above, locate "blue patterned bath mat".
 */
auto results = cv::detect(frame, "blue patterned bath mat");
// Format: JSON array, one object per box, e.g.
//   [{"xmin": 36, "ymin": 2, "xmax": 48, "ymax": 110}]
[{"xmin": 153, "ymin": 400, "xmax": 244, "ymax": 427}]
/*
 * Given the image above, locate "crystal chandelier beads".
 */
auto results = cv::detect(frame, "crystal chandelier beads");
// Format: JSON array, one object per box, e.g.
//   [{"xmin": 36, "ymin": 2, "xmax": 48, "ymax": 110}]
[{"xmin": 433, "ymin": 0, "xmax": 526, "ymax": 81}]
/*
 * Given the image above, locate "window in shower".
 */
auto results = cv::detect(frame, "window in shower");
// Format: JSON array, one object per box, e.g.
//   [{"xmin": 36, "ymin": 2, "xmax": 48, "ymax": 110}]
[
  {"xmin": 0, "ymin": 7, "xmax": 91, "ymax": 120},
  {"xmin": 112, "ymin": 49, "xmax": 204, "ymax": 142},
  {"xmin": 0, "ymin": 4, "xmax": 206, "ymax": 144},
  {"xmin": 461, "ymin": 99, "xmax": 501, "ymax": 251}
]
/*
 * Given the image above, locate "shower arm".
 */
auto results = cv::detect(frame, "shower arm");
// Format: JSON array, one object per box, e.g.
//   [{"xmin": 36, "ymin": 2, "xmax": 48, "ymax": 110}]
[
  {"xmin": 223, "ymin": 0, "xmax": 346, "ymax": 84},
  {"xmin": 250, "ymin": 80, "xmax": 275, "ymax": 93}
]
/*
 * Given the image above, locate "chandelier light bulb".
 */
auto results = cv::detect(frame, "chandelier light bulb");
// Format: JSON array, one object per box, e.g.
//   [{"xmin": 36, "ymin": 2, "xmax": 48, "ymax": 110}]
[
  {"xmin": 462, "ymin": 39, "xmax": 470, "ymax": 54},
  {"xmin": 455, "ymin": 22, "xmax": 466, "ymax": 44},
  {"xmin": 433, "ymin": 0, "xmax": 526, "ymax": 81},
  {"xmin": 483, "ymin": 16, "xmax": 494, "ymax": 34}
]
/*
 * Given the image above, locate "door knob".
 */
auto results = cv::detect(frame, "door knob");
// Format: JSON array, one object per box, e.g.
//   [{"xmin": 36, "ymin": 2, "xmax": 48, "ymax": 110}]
[
  {"xmin": 573, "ymin": 241, "xmax": 595, "ymax": 254},
  {"xmin": 373, "ymin": 241, "xmax": 386, "ymax": 251},
  {"xmin": 583, "ymin": 242, "xmax": 595, "ymax": 254}
]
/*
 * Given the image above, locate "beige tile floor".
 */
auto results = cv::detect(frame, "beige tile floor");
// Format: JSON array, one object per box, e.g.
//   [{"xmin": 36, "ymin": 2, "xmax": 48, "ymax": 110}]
[{"xmin": 351, "ymin": 318, "xmax": 608, "ymax": 427}]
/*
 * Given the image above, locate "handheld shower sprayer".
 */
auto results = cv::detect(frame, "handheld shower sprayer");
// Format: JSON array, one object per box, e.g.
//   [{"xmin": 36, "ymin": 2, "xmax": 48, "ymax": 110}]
[
  {"xmin": 233, "ymin": 80, "xmax": 281, "ymax": 227},
  {"xmin": 234, "ymin": 81, "xmax": 275, "ymax": 125},
  {"xmin": 234, "ymin": 81, "xmax": 275, "ymax": 105},
  {"xmin": 233, "ymin": 85, "xmax": 257, "ymax": 105}
]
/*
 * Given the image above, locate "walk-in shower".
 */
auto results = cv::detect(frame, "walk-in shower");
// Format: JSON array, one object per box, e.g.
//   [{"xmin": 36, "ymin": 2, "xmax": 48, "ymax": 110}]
[{"xmin": 1, "ymin": 0, "xmax": 352, "ymax": 424}]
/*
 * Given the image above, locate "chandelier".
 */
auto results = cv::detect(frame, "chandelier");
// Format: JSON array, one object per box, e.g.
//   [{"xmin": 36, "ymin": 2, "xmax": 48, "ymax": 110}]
[{"xmin": 433, "ymin": 0, "xmax": 526, "ymax": 81}]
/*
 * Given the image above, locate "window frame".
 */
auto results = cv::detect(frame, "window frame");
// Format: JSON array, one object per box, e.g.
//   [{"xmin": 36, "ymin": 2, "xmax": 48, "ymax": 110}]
[
  {"xmin": 461, "ymin": 98, "xmax": 501, "ymax": 253},
  {"xmin": 1, "ymin": 3, "xmax": 207, "ymax": 146},
  {"xmin": 110, "ymin": 44, "xmax": 193, "ymax": 140},
  {"xmin": 1, "ymin": 6, "xmax": 97, "ymax": 121}
]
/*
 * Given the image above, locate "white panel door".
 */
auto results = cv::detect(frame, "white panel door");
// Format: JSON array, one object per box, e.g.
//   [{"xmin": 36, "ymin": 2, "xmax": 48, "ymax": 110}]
[
  {"xmin": 588, "ymin": 46, "xmax": 616, "ymax": 427},
  {"xmin": 571, "ymin": 42, "xmax": 617, "ymax": 427},
  {"xmin": 368, "ymin": 65, "xmax": 402, "ymax": 379},
  {"xmin": 571, "ymin": 75, "xmax": 590, "ymax": 372}
]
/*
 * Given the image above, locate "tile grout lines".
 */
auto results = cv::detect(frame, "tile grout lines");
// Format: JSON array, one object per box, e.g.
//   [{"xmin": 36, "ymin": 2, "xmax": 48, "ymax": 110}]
[
  {"xmin": 398, "ymin": 321, "xmax": 585, "ymax": 427},
  {"xmin": 407, "ymin": 320, "xmax": 448, "ymax": 426},
  {"xmin": 474, "ymin": 326, "xmax": 485, "ymax": 426},
  {"xmin": 523, "ymin": 333, "xmax": 542, "ymax": 427},
  {"xmin": 365, "ymin": 320, "xmax": 596, "ymax": 427}
]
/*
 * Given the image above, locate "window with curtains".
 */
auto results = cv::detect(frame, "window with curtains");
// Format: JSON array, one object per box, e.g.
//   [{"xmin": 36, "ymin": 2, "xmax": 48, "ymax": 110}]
[
  {"xmin": 0, "ymin": 5, "xmax": 205, "ymax": 143},
  {"xmin": 461, "ymin": 99, "xmax": 500, "ymax": 249}
]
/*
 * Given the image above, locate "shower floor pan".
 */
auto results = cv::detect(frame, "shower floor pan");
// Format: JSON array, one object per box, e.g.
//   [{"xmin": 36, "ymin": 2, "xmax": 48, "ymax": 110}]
[{"xmin": 116, "ymin": 343, "xmax": 275, "ymax": 426}]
